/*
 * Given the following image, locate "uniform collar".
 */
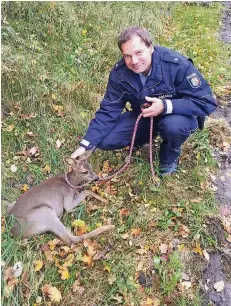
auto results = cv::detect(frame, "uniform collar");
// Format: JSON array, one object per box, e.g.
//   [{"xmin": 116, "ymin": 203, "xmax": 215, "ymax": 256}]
[{"xmin": 119, "ymin": 46, "xmax": 162, "ymax": 91}]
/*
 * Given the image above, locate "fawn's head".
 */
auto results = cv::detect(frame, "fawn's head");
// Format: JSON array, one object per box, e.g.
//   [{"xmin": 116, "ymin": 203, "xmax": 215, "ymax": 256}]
[{"xmin": 64, "ymin": 150, "xmax": 98, "ymax": 183}]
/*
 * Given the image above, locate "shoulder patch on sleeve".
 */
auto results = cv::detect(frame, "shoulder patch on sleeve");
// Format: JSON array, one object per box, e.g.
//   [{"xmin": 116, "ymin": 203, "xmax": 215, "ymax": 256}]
[
  {"xmin": 161, "ymin": 53, "xmax": 182, "ymax": 64},
  {"xmin": 186, "ymin": 73, "xmax": 201, "ymax": 88}
]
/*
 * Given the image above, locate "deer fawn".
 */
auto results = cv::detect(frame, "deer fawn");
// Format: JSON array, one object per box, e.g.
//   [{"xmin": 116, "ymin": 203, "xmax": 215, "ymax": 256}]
[{"xmin": 7, "ymin": 150, "xmax": 114, "ymax": 245}]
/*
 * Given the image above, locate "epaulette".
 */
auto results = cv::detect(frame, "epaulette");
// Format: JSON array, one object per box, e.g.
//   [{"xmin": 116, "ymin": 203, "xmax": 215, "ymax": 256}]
[
  {"xmin": 114, "ymin": 58, "xmax": 125, "ymax": 70},
  {"xmin": 161, "ymin": 53, "xmax": 183, "ymax": 64}
]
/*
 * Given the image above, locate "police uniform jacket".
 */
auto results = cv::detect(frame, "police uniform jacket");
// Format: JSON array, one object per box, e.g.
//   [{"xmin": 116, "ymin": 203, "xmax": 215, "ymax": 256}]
[{"xmin": 80, "ymin": 46, "xmax": 217, "ymax": 150}]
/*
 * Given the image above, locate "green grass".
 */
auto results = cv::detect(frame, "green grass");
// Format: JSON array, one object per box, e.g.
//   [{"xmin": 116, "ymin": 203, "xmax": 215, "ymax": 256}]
[{"xmin": 1, "ymin": 2, "xmax": 231, "ymax": 306}]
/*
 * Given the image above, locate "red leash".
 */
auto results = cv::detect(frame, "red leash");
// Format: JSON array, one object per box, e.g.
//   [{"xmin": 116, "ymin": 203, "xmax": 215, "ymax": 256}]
[
  {"xmin": 98, "ymin": 113, "xmax": 157, "ymax": 184},
  {"xmin": 65, "ymin": 109, "xmax": 157, "ymax": 189}
]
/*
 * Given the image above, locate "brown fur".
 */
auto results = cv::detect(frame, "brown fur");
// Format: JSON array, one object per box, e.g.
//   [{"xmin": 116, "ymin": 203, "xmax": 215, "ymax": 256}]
[{"xmin": 7, "ymin": 151, "xmax": 108, "ymax": 245}]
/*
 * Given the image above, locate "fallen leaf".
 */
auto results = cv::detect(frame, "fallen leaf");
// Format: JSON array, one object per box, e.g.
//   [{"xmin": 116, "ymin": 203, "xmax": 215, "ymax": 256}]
[
  {"xmin": 179, "ymin": 224, "xmax": 190, "ymax": 238},
  {"xmin": 202, "ymin": 249, "xmax": 210, "ymax": 261},
  {"xmin": 146, "ymin": 297, "xmax": 154, "ymax": 305},
  {"xmin": 193, "ymin": 243, "xmax": 203, "ymax": 256},
  {"xmin": 33, "ymin": 260, "xmax": 43, "ymax": 272},
  {"xmin": 36, "ymin": 296, "xmax": 43, "ymax": 303},
  {"xmin": 104, "ymin": 264, "xmax": 111, "ymax": 273},
  {"xmin": 119, "ymin": 208, "xmax": 130, "ymax": 217},
  {"xmin": 4, "ymin": 267, "xmax": 14, "ymax": 281},
  {"xmin": 8, "ymin": 277, "xmax": 19, "ymax": 287},
  {"xmin": 92, "ymin": 250, "xmax": 106, "ymax": 260},
  {"xmin": 214, "ymin": 280, "xmax": 225, "ymax": 292},
  {"xmin": 90, "ymin": 185, "xmax": 100, "ymax": 193},
  {"xmin": 21, "ymin": 184, "xmax": 29, "ymax": 192},
  {"xmin": 26, "ymin": 131, "xmax": 38, "ymax": 137},
  {"xmin": 121, "ymin": 233, "xmax": 129, "ymax": 240},
  {"xmin": 148, "ymin": 220, "xmax": 157, "ymax": 227},
  {"xmin": 10, "ymin": 164, "xmax": 18, "ymax": 173},
  {"xmin": 63, "ymin": 254, "xmax": 75, "ymax": 267},
  {"xmin": 108, "ymin": 274, "xmax": 117, "ymax": 285},
  {"xmin": 131, "ymin": 228, "xmax": 141, "ymax": 237},
  {"xmin": 52, "ymin": 104, "xmax": 64, "ymax": 116},
  {"xmin": 56, "ymin": 139, "xmax": 62, "ymax": 149},
  {"xmin": 82, "ymin": 255, "xmax": 93, "ymax": 266},
  {"xmin": 42, "ymin": 284, "xmax": 62, "ymax": 302},
  {"xmin": 72, "ymin": 219, "xmax": 87, "ymax": 235},
  {"xmin": 28, "ymin": 146, "xmax": 38, "ymax": 156},
  {"xmin": 13, "ymin": 261, "xmax": 23, "ymax": 278},
  {"xmin": 42, "ymin": 164, "xmax": 51, "ymax": 174},
  {"xmin": 58, "ymin": 266, "xmax": 70, "ymax": 280},
  {"xmin": 4, "ymin": 285, "xmax": 13, "ymax": 298},
  {"xmin": 86, "ymin": 245, "xmax": 96, "ymax": 257},
  {"xmin": 136, "ymin": 248, "xmax": 147, "ymax": 255},
  {"xmin": 181, "ymin": 281, "xmax": 192, "ymax": 290},
  {"xmin": 159, "ymin": 244, "xmax": 168, "ymax": 254},
  {"xmin": 72, "ymin": 281, "xmax": 85, "ymax": 295},
  {"xmin": 190, "ymin": 197, "xmax": 202, "ymax": 203},
  {"xmin": 48, "ymin": 239, "xmax": 61, "ymax": 251}
]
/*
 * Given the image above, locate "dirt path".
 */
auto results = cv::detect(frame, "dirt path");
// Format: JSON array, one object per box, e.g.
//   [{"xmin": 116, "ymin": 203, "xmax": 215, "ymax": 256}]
[{"xmin": 201, "ymin": 3, "xmax": 231, "ymax": 306}]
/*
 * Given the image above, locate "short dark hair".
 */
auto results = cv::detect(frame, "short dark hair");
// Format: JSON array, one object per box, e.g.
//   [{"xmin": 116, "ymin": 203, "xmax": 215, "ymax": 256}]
[{"xmin": 118, "ymin": 26, "xmax": 152, "ymax": 51}]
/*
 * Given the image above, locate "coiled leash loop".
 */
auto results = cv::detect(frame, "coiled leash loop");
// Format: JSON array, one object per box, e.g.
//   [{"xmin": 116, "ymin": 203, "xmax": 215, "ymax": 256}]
[{"xmin": 65, "ymin": 103, "xmax": 158, "ymax": 189}]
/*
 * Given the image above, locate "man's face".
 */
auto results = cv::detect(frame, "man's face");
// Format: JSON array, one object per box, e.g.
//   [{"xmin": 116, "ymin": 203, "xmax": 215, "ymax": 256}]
[{"xmin": 121, "ymin": 35, "xmax": 154, "ymax": 75}]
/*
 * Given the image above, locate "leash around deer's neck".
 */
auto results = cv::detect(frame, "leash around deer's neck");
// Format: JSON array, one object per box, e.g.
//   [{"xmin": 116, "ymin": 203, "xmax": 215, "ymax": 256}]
[
  {"xmin": 65, "ymin": 112, "xmax": 157, "ymax": 190},
  {"xmin": 64, "ymin": 172, "xmax": 89, "ymax": 191}
]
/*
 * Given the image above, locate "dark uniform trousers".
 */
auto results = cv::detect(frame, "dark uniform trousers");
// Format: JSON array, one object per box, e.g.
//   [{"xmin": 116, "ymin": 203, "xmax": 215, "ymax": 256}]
[{"xmin": 97, "ymin": 110, "xmax": 198, "ymax": 165}]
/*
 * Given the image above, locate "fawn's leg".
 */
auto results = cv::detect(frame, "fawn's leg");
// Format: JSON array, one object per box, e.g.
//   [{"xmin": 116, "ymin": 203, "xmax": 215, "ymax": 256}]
[{"xmin": 64, "ymin": 190, "xmax": 108, "ymax": 212}]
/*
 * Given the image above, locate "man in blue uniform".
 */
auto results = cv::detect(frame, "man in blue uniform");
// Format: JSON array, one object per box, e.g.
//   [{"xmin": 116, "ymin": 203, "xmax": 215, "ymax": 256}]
[{"xmin": 71, "ymin": 26, "xmax": 217, "ymax": 175}]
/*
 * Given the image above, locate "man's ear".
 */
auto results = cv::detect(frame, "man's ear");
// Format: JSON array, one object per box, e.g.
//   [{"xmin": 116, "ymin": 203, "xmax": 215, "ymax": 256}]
[
  {"xmin": 63, "ymin": 157, "xmax": 78, "ymax": 166},
  {"xmin": 79, "ymin": 149, "xmax": 93, "ymax": 160}
]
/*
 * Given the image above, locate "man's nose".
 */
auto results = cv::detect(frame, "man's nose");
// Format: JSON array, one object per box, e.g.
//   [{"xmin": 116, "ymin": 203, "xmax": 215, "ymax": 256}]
[{"xmin": 131, "ymin": 56, "xmax": 138, "ymax": 65}]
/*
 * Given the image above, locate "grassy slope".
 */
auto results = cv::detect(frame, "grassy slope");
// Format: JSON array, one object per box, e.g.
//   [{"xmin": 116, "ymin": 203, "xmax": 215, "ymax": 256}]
[{"xmin": 1, "ymin": 2, "xmax": 230, "ymax": 306}]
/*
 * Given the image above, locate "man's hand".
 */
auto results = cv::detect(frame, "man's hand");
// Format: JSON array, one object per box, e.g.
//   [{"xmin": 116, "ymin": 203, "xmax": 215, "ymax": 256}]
[
  {"xmin": 141, "ymin": 96, "xmax": 164, "ymax": 118},
  {"xmin": 71, "ymin": 146, "xmax": 86, "ymax": 159}
]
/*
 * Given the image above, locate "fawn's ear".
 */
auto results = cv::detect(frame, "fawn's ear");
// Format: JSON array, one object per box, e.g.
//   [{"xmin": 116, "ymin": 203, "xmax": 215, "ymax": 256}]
[
  {"xmin": 63, "ymin": 157, "xmax": 78, "ymax": 166},
  {"xmin": 78, "ymin": 149, "xmax": 93, "ymax": 160}
]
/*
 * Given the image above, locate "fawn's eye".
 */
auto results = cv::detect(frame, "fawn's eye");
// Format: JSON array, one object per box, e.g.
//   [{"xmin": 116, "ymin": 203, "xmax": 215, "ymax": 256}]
[{"xmin": 82, "ymin": 170, "xmax": 88, "ymax": 174}]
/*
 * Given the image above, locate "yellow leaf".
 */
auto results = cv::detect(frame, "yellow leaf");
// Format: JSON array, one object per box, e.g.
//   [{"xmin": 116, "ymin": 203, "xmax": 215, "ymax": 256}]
[
  {"xmin": 58, "ymin": 266, "xmax": 70, "ymax": 280},
  {"xmin": 82, "ymin": 29, "xmax": 87, "ymax": 35},
  {"xmin": 193, "ymin": 243, "xmax": 203, "ymax": 256},
  {"xmin": 72, "ymin": 219, "xmax": 87, "ymax": 235},
  {"xmin": 21, "ymin": 184, "xmax": 29, "ymax": 192},
  {"xmin": 48, "ymin": 239, "xmax": 61, "ymax": 251},
  {"xmin": 52, "ymin": 104, "xmax": 64, "ymax": 116},
  {"xmin": 104, "ymin": 264, "xmax": 111, "ymax": 273},
  {"xmin": 146, "ymin": 297, "xmax": 154, "ymax": 305},
  {"xmin": 33, "ymin": 260, "xmax": 43, "ymax": 272},
  {"xmin": 63, "ymin": 254, "xmax": 74, "ymax": 267},
  {"xmin": 90, "ymin": 186, "xmax": 100, "ymax": 192},
  {"xmin": 51, "ymin": 93, "xmax": 57, "ymax": 100},
  {"xmin": 82, "ymin": 255, "xmax": 93, "ymax": 266},
  {"xmin": 42, "ymin": 164, "xmax": 51, "ymax": 174},
  {"xmin": 95, "ymin": 222, "xmax": 102, "ymax": 228},
  {"xmin": 42, "ymin": 284, "xmax": 62, "ymax": 302},
  {"xmin": 72, "ymin": 219, "xmax": 86, "ymax": 227}
]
